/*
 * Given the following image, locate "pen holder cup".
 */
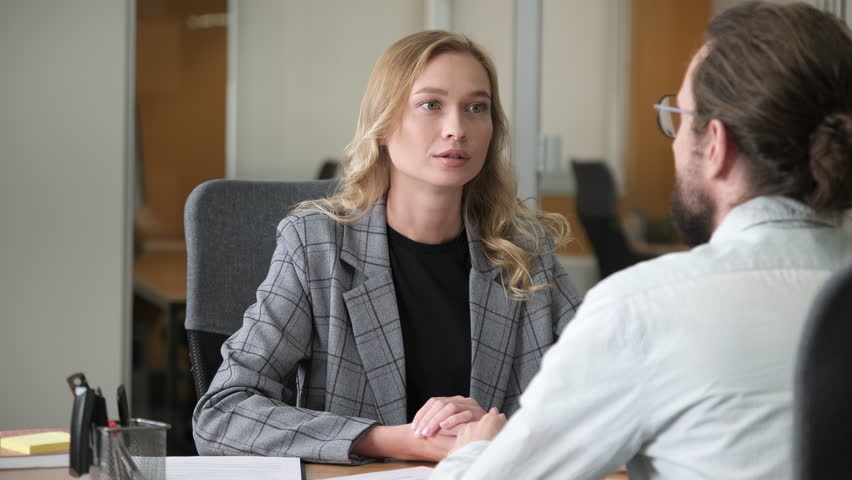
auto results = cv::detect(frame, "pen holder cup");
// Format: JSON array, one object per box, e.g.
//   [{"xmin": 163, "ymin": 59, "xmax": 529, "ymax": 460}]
[{"xmin": 91, "ymin": 419, "xmax": 170, "ymax": 480}]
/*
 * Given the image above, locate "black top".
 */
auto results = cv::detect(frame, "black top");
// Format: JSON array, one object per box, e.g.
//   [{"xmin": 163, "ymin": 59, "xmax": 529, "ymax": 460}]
[{"xmin": 386, "ymin": 224, "xmax": 472, "ymax": 422}]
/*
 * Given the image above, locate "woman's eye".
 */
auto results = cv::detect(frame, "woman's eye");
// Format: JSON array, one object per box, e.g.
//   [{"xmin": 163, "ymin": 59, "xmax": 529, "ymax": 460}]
[
  {"xmin": 467, "ymin": 103, "xmax": 488, "ymax": 114},
  {"xmin": 420, "ymin": 101, "xmax": 440, "ymax": 111}
]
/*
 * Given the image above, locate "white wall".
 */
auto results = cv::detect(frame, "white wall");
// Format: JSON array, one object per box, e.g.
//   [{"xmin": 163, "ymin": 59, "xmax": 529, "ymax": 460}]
[
  {"xmin": 539, "ymin": 0, "xmax": 630, "ymax": 193},
  {"xmin": 450, "ymin": 1, "xmax": 631, "ymax": 196},
  {"xmin": 232, "ymin": 0, "xmax": 424, "ymax": 180},
  {"xmin": 231, "ymin": 0, "xmax": 629, "ymax": 197},
  {"xmin": 453, "ymin": 0, "xmax": 515, "ymax": 119},
  {"xmin": 0, "ymin": 0, "xmax": 132, "ymax": 429}
]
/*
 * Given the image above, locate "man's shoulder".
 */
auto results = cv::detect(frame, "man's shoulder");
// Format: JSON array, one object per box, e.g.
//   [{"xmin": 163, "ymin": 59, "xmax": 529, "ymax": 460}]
[
  {"xmin": 586, "ymin": 227, "xmax": 852, "ymax": 304},
  {"xmin": 588, "ymin": 247, "xmax": 706, "ymax": 300}
]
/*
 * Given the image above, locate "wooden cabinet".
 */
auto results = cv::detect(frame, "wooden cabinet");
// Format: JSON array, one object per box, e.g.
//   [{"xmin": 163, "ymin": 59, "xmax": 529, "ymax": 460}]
[{"xmin": 624, "ymin": 0, "xmax": 711, "ymax": 219}]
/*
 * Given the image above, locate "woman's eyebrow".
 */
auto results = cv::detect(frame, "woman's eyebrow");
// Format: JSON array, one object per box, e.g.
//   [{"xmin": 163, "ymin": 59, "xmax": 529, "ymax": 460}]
[
  {"xmin": 468, "ymin": 90, "xmax": 491, "ymax": 99},
  {"xmin": 413, "ymin": 87, "xmax": 448, "ymax": 96},
  {"xmin": 412, "ymin": 87, "xmax": 491, "ymax": 99}
]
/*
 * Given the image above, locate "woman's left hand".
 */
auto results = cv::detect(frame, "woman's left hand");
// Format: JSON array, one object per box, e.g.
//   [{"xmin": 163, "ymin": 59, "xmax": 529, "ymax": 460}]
[
  {"xmin": 411, "ymin": 396, "xmax": 488, "ymax": 438},
  {"xmin": 453, "ymin": 411, "xmax": 507, "ymax": 452}
]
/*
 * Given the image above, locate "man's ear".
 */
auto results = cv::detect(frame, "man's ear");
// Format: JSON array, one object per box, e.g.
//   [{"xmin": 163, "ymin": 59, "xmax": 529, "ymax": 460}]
[{"xmin": 704, "ymin": 118, "xmax": 738, "ymax": 180}]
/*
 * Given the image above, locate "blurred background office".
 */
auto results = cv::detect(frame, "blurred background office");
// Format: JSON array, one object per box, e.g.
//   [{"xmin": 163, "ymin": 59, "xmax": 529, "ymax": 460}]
[{"xmin": 2, "ymin": 0, "xmax": 850, "ymax": 456}]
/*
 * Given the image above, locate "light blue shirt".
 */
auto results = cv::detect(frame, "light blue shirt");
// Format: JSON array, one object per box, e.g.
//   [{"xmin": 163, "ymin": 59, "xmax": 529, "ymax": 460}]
[{"xmin": 432, "ymin": 196, "xmax": 852, "ymax": 480}]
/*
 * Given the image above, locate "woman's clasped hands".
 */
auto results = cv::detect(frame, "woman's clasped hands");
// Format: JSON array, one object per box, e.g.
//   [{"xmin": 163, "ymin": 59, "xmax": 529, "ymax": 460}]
[
  {"xmin": 411, "ymin": 396, "xmax": 489, "ymax": 438},
  {"xmin": 408, "ymin": 396, "xmax": 507, "ymax": 455}
]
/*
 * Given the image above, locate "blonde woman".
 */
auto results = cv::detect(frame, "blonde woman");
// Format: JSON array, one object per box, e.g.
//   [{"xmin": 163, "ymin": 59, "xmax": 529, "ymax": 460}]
[{"xmin": 193, "ymin": 30, "xmax": 580, "ymax": 464}]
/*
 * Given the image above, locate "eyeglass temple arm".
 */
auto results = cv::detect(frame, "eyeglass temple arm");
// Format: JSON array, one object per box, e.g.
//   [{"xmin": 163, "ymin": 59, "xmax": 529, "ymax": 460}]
[{"xmin": 653, "ymin": 104, "xmax": 692, "ymax": 114}]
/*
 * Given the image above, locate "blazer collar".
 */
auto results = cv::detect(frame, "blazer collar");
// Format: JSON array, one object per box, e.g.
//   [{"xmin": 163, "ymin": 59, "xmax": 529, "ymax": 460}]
[{"xmin": 339, "ymin": 199, "xmax": 392, "ymax": 278}]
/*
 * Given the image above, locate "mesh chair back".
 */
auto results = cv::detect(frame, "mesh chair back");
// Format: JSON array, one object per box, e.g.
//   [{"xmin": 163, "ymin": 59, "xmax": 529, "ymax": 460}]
[{"xmin": 183, "ymin": 179, "xmax": 336, "ymax": 398}]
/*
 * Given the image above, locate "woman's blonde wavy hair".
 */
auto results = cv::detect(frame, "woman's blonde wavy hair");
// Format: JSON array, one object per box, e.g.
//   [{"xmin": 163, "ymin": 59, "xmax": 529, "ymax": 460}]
[{"xmin": 296, "ymin": 30, "xmax": 571, "ymax": 300}]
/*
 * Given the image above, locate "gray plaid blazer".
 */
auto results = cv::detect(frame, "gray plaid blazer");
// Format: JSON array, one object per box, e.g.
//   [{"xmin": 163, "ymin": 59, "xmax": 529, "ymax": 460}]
[{"xmin": 193, "ymin": 201, "xmax": 580, "ymax": 463}]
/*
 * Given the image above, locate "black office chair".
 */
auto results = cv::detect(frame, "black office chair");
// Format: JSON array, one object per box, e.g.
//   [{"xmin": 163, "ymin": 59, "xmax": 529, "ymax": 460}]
[
  {"xmin": 571, "ymin": 160, "xmax": 653, "ymax": 279},
  {"xmin": 183, "ymin": 179, "xmax": 337, "ymax": 400},
  {"xmin": 793, "ymin": 260, "xmax": 852, "ymax": 480}
]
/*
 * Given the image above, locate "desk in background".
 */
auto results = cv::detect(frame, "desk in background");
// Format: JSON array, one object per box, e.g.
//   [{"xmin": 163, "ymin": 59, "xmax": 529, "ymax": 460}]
[{"xmin": 133, "ymin": 250, "xmax": 193, "ymax": 455}]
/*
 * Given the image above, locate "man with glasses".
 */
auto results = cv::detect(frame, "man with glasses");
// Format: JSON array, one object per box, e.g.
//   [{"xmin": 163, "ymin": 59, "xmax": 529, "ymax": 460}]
[{"xmin": 430, "ymin": 2, "xmax": 852, "ymax": 479}]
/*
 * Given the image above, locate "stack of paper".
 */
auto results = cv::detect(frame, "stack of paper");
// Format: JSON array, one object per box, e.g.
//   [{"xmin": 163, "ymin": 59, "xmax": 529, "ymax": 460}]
[
  {"xmin": 164, "ymin": 457, "xmax": 431, "ymax": 480},
  {"xmin": 166, "ymin": 456, "xmax": 302, "ymax": 480}
]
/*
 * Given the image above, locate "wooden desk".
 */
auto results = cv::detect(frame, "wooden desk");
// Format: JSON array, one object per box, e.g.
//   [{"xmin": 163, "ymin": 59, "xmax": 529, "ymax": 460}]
[
  {"xmin": 0, "ymin": 463, "xmax": 628, "ymax": 479},
  {"xmin": 307, "ymin": 461, "xmax": 432, "ymax": 479}
]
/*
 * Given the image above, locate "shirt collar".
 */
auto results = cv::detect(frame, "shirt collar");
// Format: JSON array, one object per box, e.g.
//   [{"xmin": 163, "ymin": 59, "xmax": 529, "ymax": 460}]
[{"xmin": 710, "ymin": 195, "xmax": 841, "ymax": 243}]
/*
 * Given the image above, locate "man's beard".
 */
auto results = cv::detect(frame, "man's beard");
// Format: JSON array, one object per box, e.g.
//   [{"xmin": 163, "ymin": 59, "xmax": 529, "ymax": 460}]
[{"xmin": 671, "ymin": 173, "xmax": 716, "ymax": 247}]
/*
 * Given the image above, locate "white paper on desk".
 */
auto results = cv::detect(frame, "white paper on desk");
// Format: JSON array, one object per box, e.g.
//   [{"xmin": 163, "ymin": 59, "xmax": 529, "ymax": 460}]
[
  {"xmin": 329, "ymin": 466, "xmax": 433, "ymax": 480},
  {"xmin": 166, "ymin": 456, "xmax": 301, "ymax": 480}
]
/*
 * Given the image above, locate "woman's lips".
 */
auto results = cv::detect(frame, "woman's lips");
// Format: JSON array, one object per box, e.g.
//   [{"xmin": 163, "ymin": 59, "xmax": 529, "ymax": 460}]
[{"xmin": 434, "ymin": 149, "xmax": 471, "ymax": 167}]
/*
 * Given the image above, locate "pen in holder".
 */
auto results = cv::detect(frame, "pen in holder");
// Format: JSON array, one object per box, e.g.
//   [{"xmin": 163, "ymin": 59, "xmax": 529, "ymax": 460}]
[{"xmin": 91, "ymin": 419, "xmax": 169, "ymax": 480}]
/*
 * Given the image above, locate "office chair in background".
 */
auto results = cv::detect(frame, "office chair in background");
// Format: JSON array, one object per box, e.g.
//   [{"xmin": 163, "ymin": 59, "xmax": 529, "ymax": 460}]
[
  {"xmin": 793, "ymin": 260, "xmax": 852, "ymax": 480},
  {"xmin": 316, "ymin": 158, "xmax": 340, "ymax": 180},
  {"xmin": 184, "ymin": 179, "xmax": 337, "ymax": 399},
  {"xmin": 570, "ymin": 160, "xmax": 653, "ymax": 279}
]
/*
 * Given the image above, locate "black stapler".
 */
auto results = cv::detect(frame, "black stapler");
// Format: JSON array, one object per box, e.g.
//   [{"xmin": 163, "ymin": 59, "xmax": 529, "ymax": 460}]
[{"xmin": 67, "ymin": 372, "xmax": 108, "ymax": 477}]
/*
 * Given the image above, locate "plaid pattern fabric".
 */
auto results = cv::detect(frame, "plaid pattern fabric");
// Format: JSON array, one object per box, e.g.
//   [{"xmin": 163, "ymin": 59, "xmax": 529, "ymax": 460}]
[{"xmin": 193, "ymin": 201, "xmax": 581, "ymax": 463}]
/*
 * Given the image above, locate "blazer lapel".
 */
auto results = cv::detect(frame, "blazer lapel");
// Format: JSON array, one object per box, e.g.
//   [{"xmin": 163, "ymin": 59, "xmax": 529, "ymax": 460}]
[
  {"xmin": 467, "ymin": 234, "xmax": 522, "ymax": 412},
  {"xmin": 340, "ymin": 201, "xmax": 408, "ymax": 426}
]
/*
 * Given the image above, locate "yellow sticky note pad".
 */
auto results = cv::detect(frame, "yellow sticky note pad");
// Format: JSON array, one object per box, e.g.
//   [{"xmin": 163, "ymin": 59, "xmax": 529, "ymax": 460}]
[{"xmin": 0, "ymin": 432, "xmax": 70, "ymax": 455}]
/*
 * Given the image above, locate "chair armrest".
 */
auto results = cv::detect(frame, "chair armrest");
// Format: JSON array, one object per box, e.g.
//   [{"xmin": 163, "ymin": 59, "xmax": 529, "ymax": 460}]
[{"xmin": 186, "ymin": 329, "xmax": 229, "ymax": 401}]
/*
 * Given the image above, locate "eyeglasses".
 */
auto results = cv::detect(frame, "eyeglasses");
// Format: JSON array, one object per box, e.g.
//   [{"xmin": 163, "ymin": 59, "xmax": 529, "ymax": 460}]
[{"xmin": 653, "ymin": 94, "xmax": 695, "ymax": 138}]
